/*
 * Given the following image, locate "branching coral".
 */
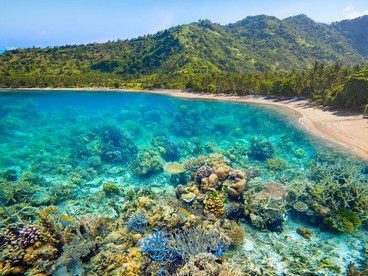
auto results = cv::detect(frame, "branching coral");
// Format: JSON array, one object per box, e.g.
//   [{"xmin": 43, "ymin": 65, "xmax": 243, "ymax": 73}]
[
  {"xmin": 172, "ymin": 227, "xmax": 229, "ymax": 259},
  {"xmin": 141, "ymin": 228, "xmax": 176, "ymax": 262},
  {"xmin": 306, "ymin": 159, "xmax": 368, "ymax": 230},
  {"xmin": 128, "ymin": 212, "xmax": 149, "ymax": 233},
  {"xmin": 56, "ymin": 236, "xmax": 96, "ymax": 271}
]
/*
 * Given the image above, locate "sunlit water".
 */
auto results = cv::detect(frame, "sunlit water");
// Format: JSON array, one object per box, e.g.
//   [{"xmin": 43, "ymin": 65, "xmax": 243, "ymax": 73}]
[{"xmin": 0, "ymin": 90, "xmax": 367, "ymax": 275}]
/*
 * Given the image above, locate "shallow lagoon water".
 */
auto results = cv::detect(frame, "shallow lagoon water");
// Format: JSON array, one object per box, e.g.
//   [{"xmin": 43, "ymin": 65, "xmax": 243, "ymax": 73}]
[{"xmin": 0, "ymin": 90, "xmax": 367, "ymax": 275}]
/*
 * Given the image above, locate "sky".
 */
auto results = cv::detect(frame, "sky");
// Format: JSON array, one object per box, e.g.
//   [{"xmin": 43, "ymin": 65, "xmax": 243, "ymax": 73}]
[{"xmin": 1, "ymin": 0, "xmax": 367, "ymax": 50}]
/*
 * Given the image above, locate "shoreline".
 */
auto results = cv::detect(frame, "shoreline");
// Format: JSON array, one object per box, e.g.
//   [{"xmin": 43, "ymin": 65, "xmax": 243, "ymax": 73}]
[
  {"xmin": 2, "ymin": 87, "xmax": 368, "ymax": 160},
  {"xmin": 157, "ymin": 90, "xmax": 368, "ymax": 160}
]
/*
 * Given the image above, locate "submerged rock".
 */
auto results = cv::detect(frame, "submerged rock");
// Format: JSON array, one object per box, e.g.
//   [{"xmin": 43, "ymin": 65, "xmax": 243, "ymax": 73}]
[{"xmin": 87, "ymin": 155, "xmax": 102, "ymax": 167}]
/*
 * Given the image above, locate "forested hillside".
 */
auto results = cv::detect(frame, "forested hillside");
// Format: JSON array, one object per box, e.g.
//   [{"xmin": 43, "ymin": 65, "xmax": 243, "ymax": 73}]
[{"xmin": 0, "ymin": 14, "xmax": 367, "ymax": 111}]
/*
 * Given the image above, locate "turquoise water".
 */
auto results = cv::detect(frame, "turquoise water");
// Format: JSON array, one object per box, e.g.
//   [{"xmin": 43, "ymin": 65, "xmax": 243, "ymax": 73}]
[{"xmin": 0, "ymin": 90, "xmax": 367, "ymax": 275}]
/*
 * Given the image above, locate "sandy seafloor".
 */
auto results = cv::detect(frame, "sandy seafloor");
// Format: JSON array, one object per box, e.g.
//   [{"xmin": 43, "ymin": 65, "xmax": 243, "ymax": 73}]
[{"xmin": 0, "ymin": 88, "xmax": 367, "ymax": 275}]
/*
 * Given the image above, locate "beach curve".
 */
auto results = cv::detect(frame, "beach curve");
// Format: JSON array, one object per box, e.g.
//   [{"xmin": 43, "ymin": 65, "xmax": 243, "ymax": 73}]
[
  {"xmin": 150, "ymin": 90, "xmax": 368, "ymax": 161},
  {"xmin": 3, "ymin": 88, "xmax": 368, "ymax": 160}
]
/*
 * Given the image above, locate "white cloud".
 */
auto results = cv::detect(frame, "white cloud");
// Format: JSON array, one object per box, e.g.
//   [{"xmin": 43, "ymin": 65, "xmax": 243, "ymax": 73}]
[{"xmin": 343, "ymin": 6, "xmax": 368, "ymax": 19}]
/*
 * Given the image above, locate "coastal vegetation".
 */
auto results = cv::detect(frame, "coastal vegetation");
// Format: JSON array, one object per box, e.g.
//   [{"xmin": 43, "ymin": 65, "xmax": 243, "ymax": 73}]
[{"xmin": 0, "ymin": 14, "xmax": 367, "ymax": 111}]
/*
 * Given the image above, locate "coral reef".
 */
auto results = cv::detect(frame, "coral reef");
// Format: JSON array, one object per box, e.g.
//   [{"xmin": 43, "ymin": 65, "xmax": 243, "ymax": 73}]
[
  {"xmin": 153, "ymin": 137, "xmax": 181, "ymax": 161},
  {"xmin": 196, "ymin": 165, "xmax": 215, "ymax": 180},
  {"xmin": 172, "ymin": 227, "xmax": 230, "ymax": 259},
  {"xmin": 0, "ymin": 217, "xmax": 62, "ymax": 275},
  {"xmin": 176, "ymin": 252, "xmax": 242, "ymax": 276},
  {"xmin": 0, "ymin": 92, "xmax": 367, "ymax": 275},
  {"xmin": 249, "ymin": 137, "xmax": 276, "ymax": 160},
  {"xmin": 255, "ymin": 181, "xmax": 287, "ymax": 200},
  {"xmin": 131, "ymin": 149, "xmax": 164, "ymax": 177},
  {"xmin": 90, "ymin": 123, "xmax": 138, "ymax": 163},
  {"xmin": 102, "ymin": 182, "xmax": 120, "ymax": 197},
  {"xmin": 127, "ymin": 212, "xmax": 149, "ymax": 233},
  {"xmin": 204, "ymin": 194, "xmax": 225, "ymax": 218},
  {"xmin": 183, "ymin": 155, "xmax": 207, "ymax": 171},
  {"xmin": 164, "ymin": 162, "xmax": 186, "ymax": 174},
  {"xmin": 297, "ymin": 226, "xmax": 312, "ymax": 240}
]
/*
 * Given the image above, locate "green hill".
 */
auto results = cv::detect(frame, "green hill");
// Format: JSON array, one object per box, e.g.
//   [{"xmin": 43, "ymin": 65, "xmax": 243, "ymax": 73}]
[
  {"xmin": 0, "ymin": 14, "xmax": 367, "ymax": 87},
  {"xmin": 332, "ymin": 15, "xmax": 368, "ymax": 57}
]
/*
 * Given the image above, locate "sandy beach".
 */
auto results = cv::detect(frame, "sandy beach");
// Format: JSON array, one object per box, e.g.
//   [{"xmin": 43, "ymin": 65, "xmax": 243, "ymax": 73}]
[
  {"xmin": 149, "ymin": 90, "xmax": 368, "ymax": 161},
  {"xmin": 3, "ymin": 88, "xmax": 368, "ymax": 160}
]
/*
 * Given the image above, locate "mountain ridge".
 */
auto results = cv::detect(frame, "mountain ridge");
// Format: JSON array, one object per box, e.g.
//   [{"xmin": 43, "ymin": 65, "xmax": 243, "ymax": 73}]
[{"xmin": 0, "ymin": 14, "xmax": 367, "ymax": 80}]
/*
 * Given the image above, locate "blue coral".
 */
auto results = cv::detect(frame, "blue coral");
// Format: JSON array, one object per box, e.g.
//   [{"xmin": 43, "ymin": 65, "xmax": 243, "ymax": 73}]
[
  {"xmin": 141, "ymin": 228, "xmax": 176, "ymax": 262},
  {"xmin": 172, "ymin": 227, "xmax": 229, "ymax": 260},
  {"xmin": 127, "ymin": 212, "xmax": 148, "ymax": 233}
]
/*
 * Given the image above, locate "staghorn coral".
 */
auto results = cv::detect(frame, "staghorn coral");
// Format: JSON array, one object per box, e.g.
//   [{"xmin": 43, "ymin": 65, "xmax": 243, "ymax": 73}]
[
  {"xmin": 323, "ymin": 208, "xmax": 362, "ymax": 233},
  {"xmin": 266, "ymin": 157, "xmax": 288, "ymax": 171},
  {"xmin": 225, "ymin": 220, "xmax": 245, "ymax": 246},
  {"xmin": 175, "ymin": 252, "xmax": 241, "ymax": 276},
  {"xmin": 306, "ymin": 159, "xmax": 368, "ymax": 230},
  {"xmin": 204, "ymin": 194, "xmax": 225, "ymax": 218},
  {"xmin": 172, "ymin": 227, "xmax": 230, "ymax": 259},
  {"xmin": 127, "ymin": 212, "xmax": 149, "ymax": 233},
  {"xmin": 141, "ymin": 228, "xmax": 176, "ymax": 262},
  {"xmin": 56, "ymin": 236, "xmax": 96, "ymax": 271}
]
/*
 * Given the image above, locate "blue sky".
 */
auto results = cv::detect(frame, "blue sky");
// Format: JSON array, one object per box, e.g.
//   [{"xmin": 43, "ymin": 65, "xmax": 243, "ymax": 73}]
[{"xmin": 1, "ymin": 0, "xmax": 367, "ymax": 50}]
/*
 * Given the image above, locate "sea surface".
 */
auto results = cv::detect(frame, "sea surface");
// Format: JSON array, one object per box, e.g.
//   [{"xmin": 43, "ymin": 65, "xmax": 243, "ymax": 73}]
[{"xmin": 0, "ymin": 90, "xmax": 367, "ymax": 275}]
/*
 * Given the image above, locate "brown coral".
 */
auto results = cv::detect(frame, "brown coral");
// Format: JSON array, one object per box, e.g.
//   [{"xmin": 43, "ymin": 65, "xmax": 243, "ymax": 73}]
[
  {"xmin": 204, "ymin": 194, "xmax": 225, "ymax": 218},
  {"xmin": 228, "ymin": 179, "xmax": 246, "ymax": 199},
  {"xmin": 297, "ymin": 227, "xmax": 312, "ymax": 240},
  {"xmin": 164, "ymin": 162, "xmax": 186, "ymax": 174},
  {"xmin": 225, "ymin": 221, "xmax": 245, "ymax": 246},
  {"xmin": 201, "ymin": 173, "xmax": 219, "ymax": 191},
  {"xmin": 254, "ymin": 181, "xmax": 287, "ymax": 200},
  {"xmin": 215, "ymin": 166, "xmax": 231, "ymax": 180}
]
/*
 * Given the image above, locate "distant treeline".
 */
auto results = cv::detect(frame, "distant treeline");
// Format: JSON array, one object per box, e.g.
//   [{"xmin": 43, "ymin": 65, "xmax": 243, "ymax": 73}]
[{"xmin": 0, "ymin": 61, "xmax": 367, "ymax": 113}]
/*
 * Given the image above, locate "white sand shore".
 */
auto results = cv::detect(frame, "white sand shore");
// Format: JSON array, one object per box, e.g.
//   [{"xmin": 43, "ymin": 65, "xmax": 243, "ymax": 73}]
[{"xmin": 3, "ymin": 88, "xmax": 368, "ymax": 160}]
